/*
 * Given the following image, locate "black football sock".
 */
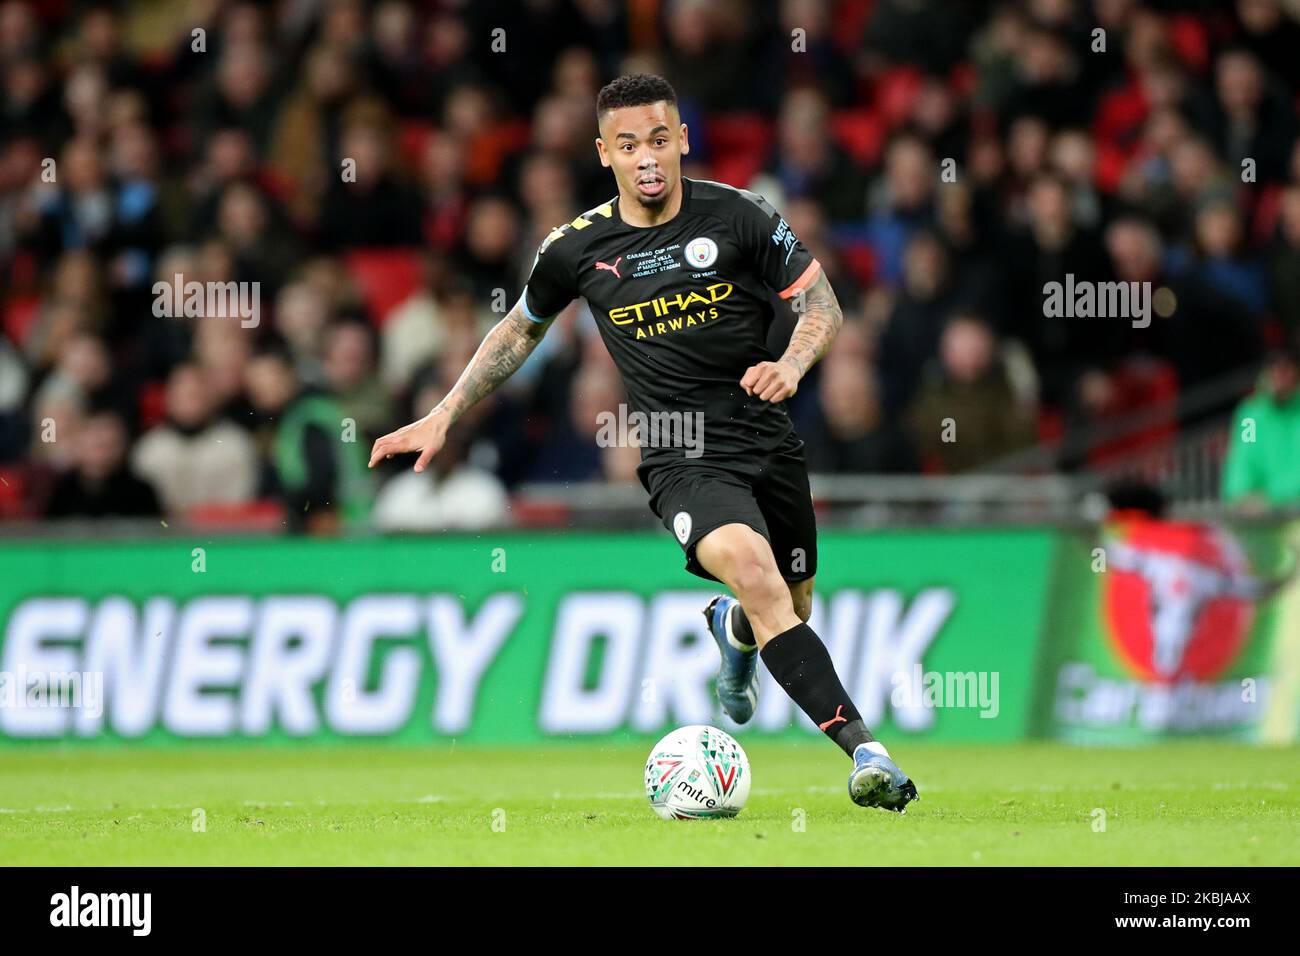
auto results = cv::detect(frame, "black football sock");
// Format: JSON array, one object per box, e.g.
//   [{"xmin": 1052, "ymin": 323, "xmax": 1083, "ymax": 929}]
[
  {"xmin": 760, "ymin": 622, "xmax": 876, "ymax": 758},
  {"xmin": 727, "ymin": 602, "xmax": 756, "ymax": 649}
]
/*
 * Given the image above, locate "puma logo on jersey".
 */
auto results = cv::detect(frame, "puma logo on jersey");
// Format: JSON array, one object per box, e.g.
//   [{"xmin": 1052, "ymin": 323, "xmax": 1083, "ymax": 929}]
[{"xmin": 594, "ymin": 256, "xmax": 622, "ymax": 279}]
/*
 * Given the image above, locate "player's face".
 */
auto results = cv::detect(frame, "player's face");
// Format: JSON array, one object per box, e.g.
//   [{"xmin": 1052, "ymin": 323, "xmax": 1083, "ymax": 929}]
[{"xmin": 595, "ymin": 102, "xmax": 689, "ymax": 210}]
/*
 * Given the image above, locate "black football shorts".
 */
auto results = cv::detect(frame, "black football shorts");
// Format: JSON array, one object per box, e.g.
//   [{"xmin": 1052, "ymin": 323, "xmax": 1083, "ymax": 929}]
[{"xmin": 637, "ymin": 431, "xmax": 818, "ymax": 584}]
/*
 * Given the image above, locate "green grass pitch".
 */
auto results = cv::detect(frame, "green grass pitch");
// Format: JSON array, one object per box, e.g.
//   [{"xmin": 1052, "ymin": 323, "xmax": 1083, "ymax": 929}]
[{"xmin": 1, "ymin": 742, "xmax": 1296, "ymax": 865}]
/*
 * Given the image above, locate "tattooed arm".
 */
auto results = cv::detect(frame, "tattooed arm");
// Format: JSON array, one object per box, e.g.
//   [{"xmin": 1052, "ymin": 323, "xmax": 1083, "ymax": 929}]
[
  {"xmin": 368, "ymin": 304, "xmax": 549, "ymax": 472},
  {"xmin": 777, "ymin": 268, "xmax": 844, "ymax": 377},
  {"xmin": 740, "ymin": 268, "xmax": 843, "ymax": 402},
  {"xmin": 433, "ymin": 305, "xmax": 549, "ymax": 421}
]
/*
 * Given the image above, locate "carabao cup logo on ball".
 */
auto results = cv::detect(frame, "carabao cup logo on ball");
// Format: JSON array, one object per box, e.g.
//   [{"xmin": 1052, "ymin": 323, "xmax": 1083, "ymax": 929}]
[
  {"xmin": 685, "ymin": 237, "xmax": 718, "ymax": 269},
  {"xmin": 644, "ymin": 724, "xmax": 750, "ymax": 820}
]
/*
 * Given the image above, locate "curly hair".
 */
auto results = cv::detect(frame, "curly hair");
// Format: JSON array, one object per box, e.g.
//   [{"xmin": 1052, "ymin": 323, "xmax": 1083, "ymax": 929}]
[{"xmin": 596, "ymin": 73, "xmax": 677, "ymax": 118}]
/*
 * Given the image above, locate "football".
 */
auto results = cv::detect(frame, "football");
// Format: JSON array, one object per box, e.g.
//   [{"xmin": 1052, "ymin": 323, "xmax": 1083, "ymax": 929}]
[{"xmin": 644, "ymin": 725, "xmax": 751, "ymax": 820}]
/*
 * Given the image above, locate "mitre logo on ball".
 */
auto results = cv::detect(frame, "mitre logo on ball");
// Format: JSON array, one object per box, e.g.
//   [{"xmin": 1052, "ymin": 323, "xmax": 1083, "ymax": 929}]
[{"xmin": 1102, "ymin": 521, "xmax": 1285, "ymax": 683}]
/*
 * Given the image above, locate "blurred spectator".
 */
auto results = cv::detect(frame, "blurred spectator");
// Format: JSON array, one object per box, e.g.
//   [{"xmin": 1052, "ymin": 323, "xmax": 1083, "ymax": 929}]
[
  {"xmin": 1179, "ymin": 196, "xmax": 1269, "ymax": 315},
  {"xmin": 322, "ymin": 318, "xmax": 393, "ymax": 442},
  {"xmin": 453, "ymin": 196, "xmax": 524, "ymax": 303},
  {"xmin": 46, "ymin": 409, "xmax": 159, "ymax": 518},
  {"xmin": 24, "ymin": 250, "xmax": 108, "ymax": 372},
  {"xmin": 318, "ymin": 104, "xmax": 423, "ymax": 249},
  {"xmin": 214, "ymin": 181, "xmax": 298, "ymax": 296},
  {"xmin": 1222, "ymin": 344, "xmax": 1300, "ymax": 508},
  {"xmin": 29, "ymin": 332, "xmax": 134, "ymax": 454},
  {"xmin": 267, "ymin": 43, "xmax": 357, "ymax": 225},
  {"xmin": 525, "ymin": 357, "xmax": 624, "ymax": 483},
  {"xmin": 381, "ymin": 269, "xmax": 486, "ymax": 399},
  {"xmin": 1270, "ymin": 184, "xmax": 1300, "ymax": 342},
  {"xmin": 877, "ymin": 231, "xmax": 960, "ymax": 413},
  {"xmin": 764, "ymin": 87, "xmax": 866, "ymax": 223},
  {"xmin": 1006, "ymin": 173, "xmax": 1116, "ymax": 409},
  {"xmin": 1197, "ymin": 47, "xmax": 1297, "ymax": 184},
  {"xmin": 244, "ymin": 344, "xmax": 373, "ymax": 533},
  {"xmin": 905, "ymin": 314, "xmax": 1037, "ymax": 471},
  {"xmin": 2, "ymin": 0, "xmax": 1300, "ymax": 528},
  {"xmin": 1000, "ymin": 22, "xmax": 1088, "ymax": 128},
  {"xmin": 865, "ymin": 134, "xmax": 936, "ymax": 287},
  {"xmin": 1105, "ymin": 215, "xmax": 1263, "ymax": 388},
  {"xmin": 1234, "ymin": 0, "xmax": 1300, "ymax": 91},
  {"xmin": 862, "ymin": 0, "xmax": 974, "ymax": 78},
  {"xmin": 367, "ymin": 0, "xmax": 434, "ymax": 118},
  {"xmin": 660, "ymin": 0, "xmax": 759, "ymax": 115},
  {"xmin": 0, "ymin": 335, "xmax": 30, "ymax": 461},
  {"xmin": 371, "ymin": 380, "xmax": 508, "ymax": 531},
  {"xmin": 805, "ymin": 339, "xmax": 918, "ymax": 474},
  {"xmin": 772, "ymin": 0, "xmax": 854, "ymax": 107},
  {"xmin": 273, "ymin": 278, "xmax": 330, "ymax": 385},
  {"xmin": 195, "ymin": 41, "xmax": 280, "ymax": 156},
  {"xmin": 130, "ymin": 362, "xmax": 257, "ymax": 515}
]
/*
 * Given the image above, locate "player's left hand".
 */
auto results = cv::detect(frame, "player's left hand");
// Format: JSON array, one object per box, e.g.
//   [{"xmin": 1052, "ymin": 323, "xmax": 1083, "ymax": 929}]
[{"xmin": 740, "ymin": 360, "xmax": 800, "ymax": 402}]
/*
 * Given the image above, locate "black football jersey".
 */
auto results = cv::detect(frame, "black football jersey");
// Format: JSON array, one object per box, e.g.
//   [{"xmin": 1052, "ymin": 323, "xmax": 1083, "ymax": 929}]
[{"xmin": 521, "ymin": 177, "xmax": 823, "ymax": 463}]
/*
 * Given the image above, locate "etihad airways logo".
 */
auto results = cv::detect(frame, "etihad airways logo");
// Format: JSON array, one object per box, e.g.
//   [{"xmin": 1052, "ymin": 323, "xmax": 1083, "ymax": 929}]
[{"xmin": 609, "ymin": 283, "xmax": 733, "ymax": 340}]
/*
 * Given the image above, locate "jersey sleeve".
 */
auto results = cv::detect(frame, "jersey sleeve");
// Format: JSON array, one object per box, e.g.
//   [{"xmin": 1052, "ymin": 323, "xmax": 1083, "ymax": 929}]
[
  {"xmin": 519, "ymin": 229, "xmax": 578, "ymax": 324},
  {"xmin": 732, "ymin": 189, "xmax": 822, "ymax": 300}
]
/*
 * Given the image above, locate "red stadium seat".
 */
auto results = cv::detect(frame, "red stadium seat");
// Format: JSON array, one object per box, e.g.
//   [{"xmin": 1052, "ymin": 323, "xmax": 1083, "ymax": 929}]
[
  {"xmin": 1251, "ymin": 183, "xmax": 1283, "ymax": 247},
  {"xmin": 948, "ymin": 63, "xmax": 977, "ymax": 99},
  {"xmin": 831, "ymin": 0, "xmax": 875, "ymax": 55},
  {"xmin": 874, "ymin": 66, "xmax": 923, "ymax": 129},
  {"xmin": 709, "ymin": 154, "xmax": 763, "ymax": 189},
  {"xmin": 702, "ymin": 114, "xmax": 774, "ymax": 187},
  {"xmin": 344, "ymin": 249, "xmax": 423, "ymax": 327},
  {"xmin": 0, "ymin": 466, "xmax": 27, "ymax": 519},
  {"xmin": 398, "ymin": 121, "xmax": 436, "ymax": 172},
  {"xmin": 463, "ymin": 120, "xmax": 531, "ymax": 188},
  {"xmin": 707, "ymin": 113, "xmax": 774, "ymax": 163},
  {"xmin": 1092, "ymin": 83, "xmax": 1148, "ymax": 193},
  {"xmin": 508, "ymin": 497, "xmax": 571, "ymax": 528},
  {"xmin": 186, "ymin": 498, "xmax": 287, "ymax": 531},
  {"xmin": 839, "ymin": 242, "xmax": 877, "ymax": 287},
  {"xmin": 138, "ymin": 381, "xmax": 168, "ymax": 431},
  {"xmin": 3, "ymin": 295, "xmax": 40, "ymax": 350},
  {"xmin": 1087, "ymin": 360, "xmax": 1179, "ymax": 467},
  {"xmin": 1167, "ymin": 15, "xmax": 1210, "ymax": 72},
  {"xmin": 830, "ymin": 109, "xmax": 886, "ymax": 166},
  {"xmin": 1037, "ymin": 407, "xmax": 1064, "ymax": 445}
]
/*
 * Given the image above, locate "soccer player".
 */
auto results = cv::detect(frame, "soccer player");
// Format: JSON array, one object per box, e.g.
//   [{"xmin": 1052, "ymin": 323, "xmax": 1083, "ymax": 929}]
[{"xmin": 369, "ymin": 74, "xmax": 918, "ymax": 812}]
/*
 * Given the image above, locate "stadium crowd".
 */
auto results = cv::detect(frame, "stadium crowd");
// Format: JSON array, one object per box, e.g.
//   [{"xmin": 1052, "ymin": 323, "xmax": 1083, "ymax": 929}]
[{"xmin": 2, "ymin": 0, "xmax": 1299, "ymax": 530}]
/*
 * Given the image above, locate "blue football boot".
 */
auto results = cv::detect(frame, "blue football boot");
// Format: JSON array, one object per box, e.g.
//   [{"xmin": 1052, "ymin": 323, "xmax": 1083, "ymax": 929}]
[
  {"xmin": 849, "ymin": 745, "xmax": 919, "ymax": 813},
  {"xmin": 703, "ymin": 595, "xmax": 759, "ymax": 724}
]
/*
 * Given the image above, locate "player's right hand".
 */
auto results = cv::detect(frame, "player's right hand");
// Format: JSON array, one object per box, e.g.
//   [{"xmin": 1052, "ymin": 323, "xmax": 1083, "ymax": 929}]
[{"xmin": 368, "ymin": 410, "xmax": 449, "ymax": 473}]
